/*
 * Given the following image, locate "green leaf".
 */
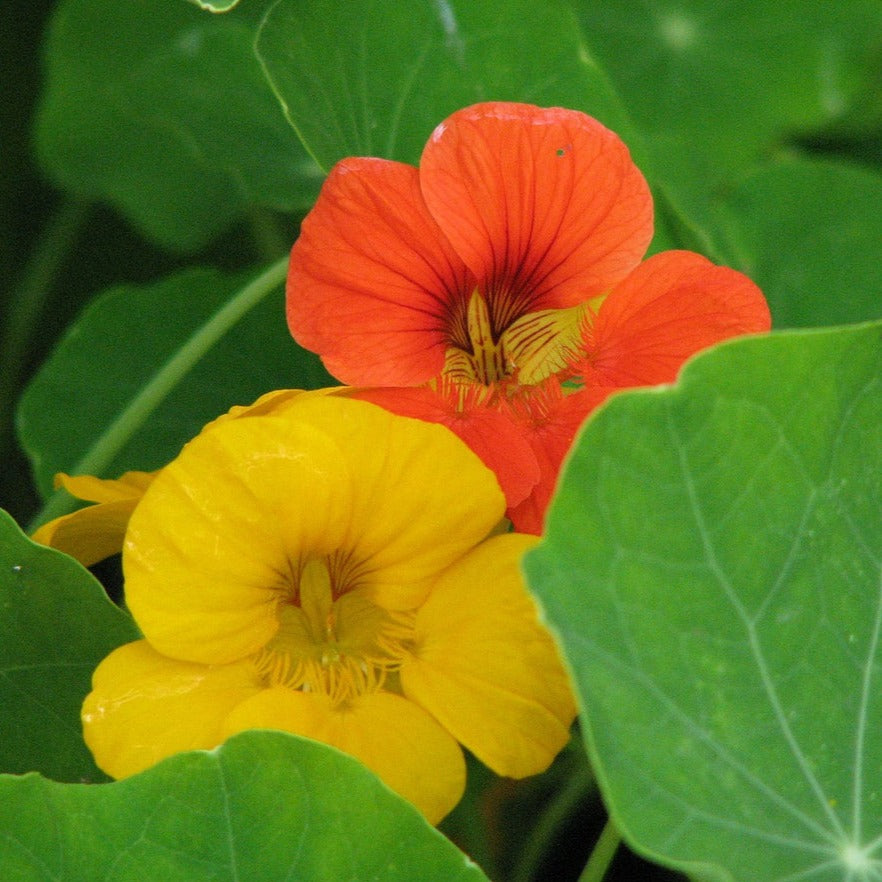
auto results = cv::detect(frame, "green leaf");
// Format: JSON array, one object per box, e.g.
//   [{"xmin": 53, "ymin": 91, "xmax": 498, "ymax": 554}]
[
  {"xmin": 718, "ymin": 158, "xmax": 882, "ymax": 329},
  {"xmin": 575, "ymin": 1, "xmax": 882, "ymax": 233},
  {"xmin": 525, "ymin": 321, "xmax": 882, "ymax": 880},
  {"xmin": 36, "ymin": 0, "xmax": 320, "ymax": 251},
  {"xmin": 257, "ymin": 0, "xmax": 637, "ymax": 171},
  {"xmin": 18, "ymin": 262, "xmax": 333, "ymax": 511},
  {"xmin": 186, "ymin": 0, "xmax": 241, "ymax": 11},
  {"xmin": 0, "ymin": 730, "xmax": 490, "ymax": 882},
  {"xmin": 0, "ymin": 510, "xmax": 138, "ymax": 782}
]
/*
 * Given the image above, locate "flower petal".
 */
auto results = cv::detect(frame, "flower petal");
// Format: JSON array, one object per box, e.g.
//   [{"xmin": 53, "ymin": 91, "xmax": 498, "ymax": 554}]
[
  {"xmin": 53, "ymin": 470, "xmax": 155, "ymax": 504},
  {"xmin": 505, "ymin": 386, "xmax": 608, "ymax": 534},
  {"xmin": 349, "ymin": 384, "xmax": 539, "ymax": 508},
  {"xmin": 501, "ymin": 302, "xmax": 588, "ymax": 385},
  {"xmin": 222, "ymin": 687, "xmax": 465, "ymax": 825},
  {"xmin": 287, "ymin": 157, "xmax": 475, "ymax": 386},
  {"xmin": 30, "ymin": 471, "xmax": 156, "ymax": 567},
  {"xmin": 125, "ymin": 416, "xmax": 354, "ymax": 664},
  {"xmin": 287, "ymin": 398, "xmax": 507, "ymax": 609},
  {"xmin": 420, "ymin": 102, "xmax": 653, "ymax": 314},
  {"xmin": 125, "ymin": 398, "xmax": 506, "ymax": 664},
  {"xmin": 581, "ymin": 250, "xmax": 771, "ymax": 388},
  {"xmin": 31, "ymin": 499, "xmax": 141, "ymax": 568},
  {"xmin": 81, "ymin": 640, "xmax": 263, "ymax": 779},
  {"xmin": 401, "ymin": 533, "xmax": 575, "ymax": 778}
]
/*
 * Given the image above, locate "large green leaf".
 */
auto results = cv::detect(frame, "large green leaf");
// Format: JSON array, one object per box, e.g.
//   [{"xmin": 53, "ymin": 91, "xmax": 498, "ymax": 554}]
[
  {"xmin": 257, "ymin": 0, "xmax": 637, "ymax": 172},
  {"xmin": 186, "ymin": 0, "xmax": 241, "ymax": 11},
  {"xmin": 18, "ymin": 262, "xmax": 333, "ymax": 513},
  {"xmin": 0, "ymin": 730, "xmax": 490, "ymax": 881},
  {"xmin": 36, "ymin": 0, "xmax": 321, "ymax": 251},
  {"xmin": 0, "ymin": 510, "xmax": 138, "ymax": 782},
  {"xmin": 718, "ymin": 158, "xmax": 882, "ymax": 329},
  {"xmin": 575, "ymin": 1, "xmax": 882, "ymax": 225},
  {"xmin": 525, "ymin": 321, "xmax": 882, "ymax": 880}
]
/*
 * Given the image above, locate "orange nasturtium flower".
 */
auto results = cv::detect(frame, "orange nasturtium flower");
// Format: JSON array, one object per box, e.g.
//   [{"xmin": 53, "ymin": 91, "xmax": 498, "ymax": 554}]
[
  {"xmin": 286, "ymin": 102, "xmax": 771, "ymax": 534},
  {"xmin": 81, "ymin": 396, "xmax": 575, "ymax": 824}
]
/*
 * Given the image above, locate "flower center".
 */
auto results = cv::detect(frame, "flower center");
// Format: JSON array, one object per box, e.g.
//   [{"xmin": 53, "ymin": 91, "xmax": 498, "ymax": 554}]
[
  {"xmin": 254, "ymin": 556, "xmax": 413, "ymax": 705},
  {"xmin": 443, "ymin": 290, "xmax": 590, "ymax": 387},
  {"xmin": 444, "ymin": 290, "xmax": 511, "ymax": 385}
]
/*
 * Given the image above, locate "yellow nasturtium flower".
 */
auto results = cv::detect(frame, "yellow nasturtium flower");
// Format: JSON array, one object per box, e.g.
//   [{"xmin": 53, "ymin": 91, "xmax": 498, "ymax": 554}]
[
  {"xmin": 82, "ymin": 396, "xmax": 575, "ymax": 824},
  {"xmin": 31, "ymin": 390, "xmax": 312, "ymax": 567}
]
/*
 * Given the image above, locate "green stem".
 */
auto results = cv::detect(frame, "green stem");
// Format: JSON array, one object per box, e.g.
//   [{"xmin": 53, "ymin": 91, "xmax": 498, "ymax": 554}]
[
  {"xmin": 0, "ymin": 198, "xmax": 90, "ymax": 458},
  {"xmin": 27, "ymin": 256, "xmax": 289, "ymax": 532},
  {"xmin": 510, "ymin": 768, "xmax": 595, "ymax": 882},
  {"xmin": 577, "ymin": 816, "xmax": 622, "ymax": 882}
]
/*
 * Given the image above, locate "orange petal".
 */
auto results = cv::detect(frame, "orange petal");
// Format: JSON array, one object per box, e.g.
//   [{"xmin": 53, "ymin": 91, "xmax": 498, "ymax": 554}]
[
  {"xmin": 505, "ymin": 385, "xmax": 607, "ymax": 535},
  {"xmin": 351, "ymin": 384, "xmax": 540, "ymax": 508},
  {"xmin": 287, "ymin": 157, "xmax": 475, "ymax": 386},
  {"xmin": 581, "ymin": 250, "xmax": 771, "ymax": 388},
  {"xmin": 420, "ymin": 102, "xmax": 653, "ymax": 314},
  {"xmin": 82, "ymin": 640, "xmax": 263, "ymax": 779},
  {"xmin": 401, "ymin": 533, "xmax": 575, "ymax": 779},
  {"xmin": 222, "ymin": 687, "xmax": 465, "ymax": 825}
]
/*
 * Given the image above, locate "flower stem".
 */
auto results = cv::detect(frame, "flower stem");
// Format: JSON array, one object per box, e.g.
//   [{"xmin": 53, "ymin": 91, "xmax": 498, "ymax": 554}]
[
  {"xmin": 27, "ymin": 256, "xmax": 289, "ymax": 532},
  {"xmin": 510, "ymin": 766, "xmax": 595, "ymax": 882},
  {"xmin": 577, "ymin": 815, "xmax": 622, "ymax": 882}
]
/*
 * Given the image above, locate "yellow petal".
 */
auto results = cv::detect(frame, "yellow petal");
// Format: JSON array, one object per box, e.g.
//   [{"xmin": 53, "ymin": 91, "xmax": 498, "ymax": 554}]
[
  {"xmin": 54, "ymin": 470, "xmax": 156, "ymax": 504},
  {"xmin": 82, "ymin": 640, "xmax": 262, "ymax": 779},
  {"xmin": 279, "ymin": 397, "xmax": 506, "ymax": 609},
  {"xmin": 28, "ymin": 392, "xmax": 336, "ymax": 570},
  {"xmin": 31, "ymin": 499, "xmax": 139, "ymax": 568},
  {"xmin": 222, "ymin": 687, "xmax": 465, "ymax": 825},
  {"xmin": 124, "ymin": 418, "xmax": 354, "ymax": 664},
  {"xmin": 400, "ymin": 533, "xmax": 575, "ymax": 778},
  {"xmin": 30, "ymin": 471, "xmax": 157, "ymax": 567},
  {"xmin": 501, "ymin": 303, "xmax": 587, "ymax": 384},
  {"xmin": 126, "ymin": 397, "xmax": 507, "ymax": 669}
]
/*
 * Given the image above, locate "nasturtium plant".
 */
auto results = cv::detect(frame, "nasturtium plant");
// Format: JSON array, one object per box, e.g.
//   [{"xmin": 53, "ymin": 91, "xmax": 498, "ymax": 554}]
[
  {"xmin": 526, "ymin": 320, "xmax": 882, "ymax": 880},
  {"xmin": 0, "ymin": 730, "xmax": 491, "ymax": 882},
  {"xmin": 717, "ymin": 158, "xmax": 882, "ymax": 329},
  {"xmin": 36, "ymin": 0, "xmax": 321, "ymax": 250},
  {"xmin": 19, "ymin": 264, "xmax": 331, "ymax": 516},
  {"xmin": 256, "ymin": 0, "xmax": 638, "ymax": 172},
  {"xmin": 576, "ymin": 0, "xmax": 882, "ymax": 238},
  {"xmin": 5, "ymin": 0, "xmax": 882, "ymax": 878},
  {"xmin": 0, "ymin": 511, "xmax": 138, "ymax": 782},
  {"xmin": 186, "ymin": 0, "xmax": 241, "ymax": 12}
]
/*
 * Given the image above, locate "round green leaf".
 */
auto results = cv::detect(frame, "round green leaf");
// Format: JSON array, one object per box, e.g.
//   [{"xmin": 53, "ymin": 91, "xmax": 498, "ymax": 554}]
[
  {"xmin": 526, "ymin": 321, "xmax": 882, "ymax": 880},
  {"xmin": 18, "ymin": 263, "xmax": 332, "ymax": 509},
  {"xmin": 0, "ymin": 730, "xmax": 490, "ymax": 882},
  {"xmin": 257, "ymin": 0, "xmax": 637, "ymax": 171},
  {"xmin": 0, "ymin": 510, "xmax": 138, "ymax": 782},
  {"xmin": 719, "ymin": 158, "xmax": 882, "ymax": 329},
  {"xmin": 36, "ymin": 0, "xmax": 320, "ymax": 250}
]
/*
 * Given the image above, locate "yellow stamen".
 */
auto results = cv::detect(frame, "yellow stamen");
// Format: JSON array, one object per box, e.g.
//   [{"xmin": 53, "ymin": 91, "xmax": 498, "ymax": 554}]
[{"xmin": 254, "ymin": 557, "xmax": 415, "ymax": 706}]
